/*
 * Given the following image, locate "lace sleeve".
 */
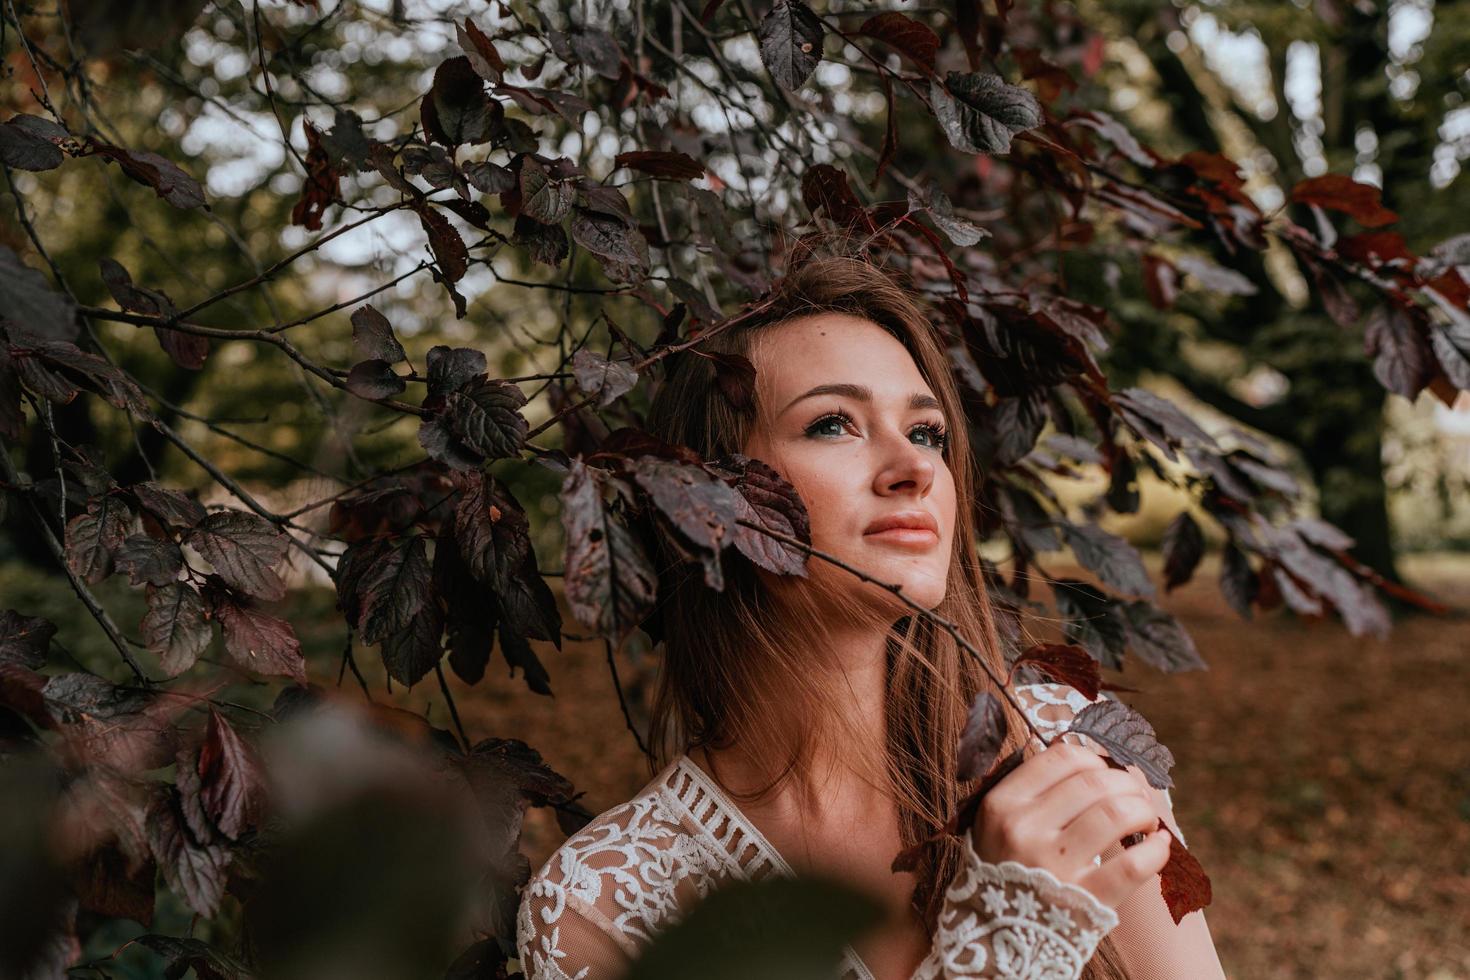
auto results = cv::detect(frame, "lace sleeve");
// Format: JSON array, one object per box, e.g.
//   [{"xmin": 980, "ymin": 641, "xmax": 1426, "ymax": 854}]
[
  {"xmin": 515, "ymin": 849, "xmax": 635, "ymax": 980},
  {"xmin": 912, "ymin": 826, "xmax": 1119, "ymax": 979}
]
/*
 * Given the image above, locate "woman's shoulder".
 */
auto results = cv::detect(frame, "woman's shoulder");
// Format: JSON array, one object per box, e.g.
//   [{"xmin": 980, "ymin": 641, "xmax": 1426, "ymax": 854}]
[
  {"xmin": 528, "ymin": 758, "xmax": 694, "ymax": 885},
  {"xmin": 517, "ymin": 755, "xmax": 736, "ymax": 958}
]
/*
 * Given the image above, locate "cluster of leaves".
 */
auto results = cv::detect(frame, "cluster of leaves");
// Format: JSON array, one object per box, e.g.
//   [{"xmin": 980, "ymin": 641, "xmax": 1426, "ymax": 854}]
[
  {"xmin": 0, "ymin": 644, "xmax": 589, "ymax": 979},
  {"xmin": 1, "ymin": 0, "xmax": 1466, "ymax": 976}
]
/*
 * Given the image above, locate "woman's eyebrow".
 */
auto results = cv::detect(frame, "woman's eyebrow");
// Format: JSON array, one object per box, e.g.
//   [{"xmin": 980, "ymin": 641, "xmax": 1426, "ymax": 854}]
[{"xmin": 779, "ymin": 382, "xmax": 942, "ymax": 415}]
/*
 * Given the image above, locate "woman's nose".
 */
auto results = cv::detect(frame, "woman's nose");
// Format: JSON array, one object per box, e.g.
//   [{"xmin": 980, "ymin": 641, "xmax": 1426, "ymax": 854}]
[{"xmin": 872, "ymin": 432, "xmax": 935, "ymax": 497}]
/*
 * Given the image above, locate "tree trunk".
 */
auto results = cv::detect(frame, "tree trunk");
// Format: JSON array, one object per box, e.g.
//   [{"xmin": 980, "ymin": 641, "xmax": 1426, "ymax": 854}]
[{"xmin": 1286, "ymin": 359, "xmax": 1401, "ymax": 583}]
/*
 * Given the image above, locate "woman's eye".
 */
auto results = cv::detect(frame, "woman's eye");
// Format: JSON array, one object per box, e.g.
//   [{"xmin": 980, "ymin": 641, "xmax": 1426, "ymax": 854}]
[
  {"xmin": 910, "ymin": 424, "xmax": 948, "ymax": 449},
  {"xmin": 805, "ymin": 411, "xmax": 853, "ymax": 438}
]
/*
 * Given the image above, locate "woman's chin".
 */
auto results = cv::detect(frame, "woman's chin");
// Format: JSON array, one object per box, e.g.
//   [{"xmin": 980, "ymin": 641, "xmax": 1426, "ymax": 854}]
[{"xmin": 852, "ymin": 566, "xmax": 948, "ymax": 617}]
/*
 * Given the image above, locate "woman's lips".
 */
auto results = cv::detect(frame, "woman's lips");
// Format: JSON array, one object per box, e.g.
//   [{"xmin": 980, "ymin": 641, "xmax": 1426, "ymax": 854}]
[{"xmin": 865, "ymin": 527, "xmax": 940, "ymax": 546}]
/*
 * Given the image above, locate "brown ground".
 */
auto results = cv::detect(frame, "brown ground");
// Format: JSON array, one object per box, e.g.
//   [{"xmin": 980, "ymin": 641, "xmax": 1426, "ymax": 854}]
[{"xmin": 390, "ymin": 555, "xmax": 1470, "ymax": 980}]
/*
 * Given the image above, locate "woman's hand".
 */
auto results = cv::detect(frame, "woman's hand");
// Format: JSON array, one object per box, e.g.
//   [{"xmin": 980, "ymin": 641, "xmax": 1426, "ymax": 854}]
[{"xmin": 972, "ymin": 741, "xmax": 1172, "ymax": 911}]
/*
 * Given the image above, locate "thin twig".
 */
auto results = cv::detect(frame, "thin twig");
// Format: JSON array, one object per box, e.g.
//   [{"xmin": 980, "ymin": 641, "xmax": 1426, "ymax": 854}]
[
  {"xmin": 0, "ymin": 437, "xmax": 150, "ymax": 682},
  {"xmin": 435, "ymin": 662, "xmax": 470, "ymax": 750}
]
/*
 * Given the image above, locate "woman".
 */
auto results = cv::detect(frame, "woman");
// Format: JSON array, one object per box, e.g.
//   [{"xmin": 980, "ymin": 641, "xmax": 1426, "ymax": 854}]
[{"xmin": 516, "ymin": 254, "xmax": 1226, "ymax": 979}]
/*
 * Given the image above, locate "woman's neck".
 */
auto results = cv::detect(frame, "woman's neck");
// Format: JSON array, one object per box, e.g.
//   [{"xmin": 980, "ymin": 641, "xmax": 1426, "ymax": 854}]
[{"xmin": 693, "ymin": 616, "xmax": 894, "ymax": 823}]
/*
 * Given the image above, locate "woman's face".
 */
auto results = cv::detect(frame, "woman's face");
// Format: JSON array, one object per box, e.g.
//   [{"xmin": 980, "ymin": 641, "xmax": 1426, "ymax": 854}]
[{"xmin": 743, "ymin": 313, "xmax": 958, "ymax": 619}]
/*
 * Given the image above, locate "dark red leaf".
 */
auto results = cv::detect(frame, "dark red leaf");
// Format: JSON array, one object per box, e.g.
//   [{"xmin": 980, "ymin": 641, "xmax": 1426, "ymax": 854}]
[
  {"xmin": 757, "ymin": 0, "xmax": 824, "ymax": 90},
  {"xmin": 496, "ymin": 548, "xmax": 563, "ymax": 649},
  {"xmin": 1291, "ymin": 174, "xmax": 1398, "ymax": 228},
  {"xmin": 357, "ymin": 534, "xmax": 433, "ymax": 643},
  {"xmin": 707, "ymin": 351, "xmax": 756, "ymax": 413},
  {"xmin": 614, "ymin": 150, "xmax": 705, "ymax": 180},
  {"xmin": 14, "ymin": 340, "xmax": 149, "ymax": 413},
  {"xmin": 569, "ymin": 349, "xmax": 639, "ymax": 408},
  {"xmin": 0, "ymin": 609, "xmax": 54, "ymax": 670},
  {"xmin": 425, "ymin": 344, "xmax": 487, "ymax": 400},
  {"xmin": 1141, "ymin": 253, "xmax": 1179, "ymax": 309},
  {"xmin": 1365, "ymin": 304, "xmax": 1434, "ymax": 398},
  {"xmin": 931, "ymin": 71, "xmax": 1042, "ymax": 155},
  {"xmin": 90, "ymin": 141, "xmax": 207, "ymax": 210},
  {"xmin": 1069, "ymin": 111, "xmax": 1156, "ymax": 169},
  {"xmin": 381, "ymin": 596, "xmax": 446, "ymax": 688},
  {"xmin": 445, "ymin": 377, "xmax": 528, "ymax": 460},
  {"xmin": 64, "ymin": 495, "xmax": 132, "ymax": 585},
  {"xmin": 513, "ymin": 212, "xmax": 570, "ymax": 267},
  {"xmin": 518, "ymin": 156, "xmax": 576, "ymax": 224},
  {"xmin": 133, "ymin": 935, "xmax": 252, "ymax": 980},
  {"xmin": 1121, "ymin": 601, "xmax": 1206, "ymax": 672},
  {"xmin": 1053, "ymin": 579, "xmax": 1128, "ymax": 669},
  {"xmin": 0, "ymin": 113, "xmax": 65, "ymax": 171},
  {"xmin": 347, "ymin": 359, "xmax": 407, "ymax": 400},
  {"xmin": 710, "ymin": 453, "xmax": 811, "ymax": 577},
  {"xmin": 457, "ymin": 18, "xmax": 505, "ymax": 83},
  {"xmin": 1158, "ymin": 821, "xmax": 1212, "ymax": 923},
  {"xmin": 560, "ymin": 461, "xmax": 658, "ymax": 635},
  {"xmin": 571, "ymin": 207, "xmax": 650, "ymax": 277},
  {"xmin": 569, "ymin": 27, "xmax": 624, "ymax": 80},
  {"xmin": 132, "ymin": 482, "xmax": 206, "ymax": 530},
  {"xmin": 442, "ymin": 557, "xmax": 496, "ymax": 686},
  {"xmin": 1302, "ymin": 250, "xmax": 1362, "ymax": 328},
  {"xmin": 154, "ymin": 323, "xmax": 210, "ymax": 371},
  {"xmin": 495, "ymin": 618, "xmax": 552, "ymax": 697},
  {"xmin": 71, "ymin": 840, "xmax": 155, "ymax": 925},
  {"xmin": 1161, "ymin": 512, "xmax": 1204, "ymax": 591},
  {"xmin": 413, "ymin": 200, "xmax": 469, "ymax": 283},
  {"xmin": 350, "ymin": 304, "xmax": 407, "ymax": 364},
  {"xmin": 206, "ymin": 585, "xmax": 306, "ymax": 684},
  {"xmin": 185, "ymin": 510, "xmax": 289, "ymax": 602},
  {"xmin": 957, "ymin": 692, "xmax": 1008, "ymax": 781},
  {"xmin": 0, "ymin": 243, "xmax": 79, "ymax": 341},
  {"xmin": 1174, "ymin": 254, "xmax": 1258, "ymax": 296},
  {"xmin": 1009, "ymin": 644, "xmax": 1102, "ymax": 701},
  {"xmin": 198, "ymin": 708, "xmax": 266, "ymax": 840},
  {"xmin": 1066, "ymin": 699, "xmax": 1176, "ymax": 789},
  {"xmin": 114, "ymin": 534, "xmax": 183, "ymax": 587},
  {"xmin": 422, "ymin": 56, "xmax": 501, "ymax": 148},
  {"xmin": 0, "ymin": 662, "xmax": 52, "ymax": 729},
  {"xmin": 1218, "ymin": 538, "xmax": 1258, "ymax": 619},
  {"xmin": 291, "ymin": 121, "xmax": 342, "ymax": 232},
  {"xmin": 142, "ymin": 582, "xmax": 212, "ymax": 678},
  {"xmin": 1063, "ymin": 522, "xmax": 1155, "ymax": 598},
  {"xmin": 857, "ymin": 11, "xmax": 939, "ymax": 73},
  {"xmin": 630, "ymin": 455, "xmax": 742, "ymax": 589},
  {"xmin": 99, "ymin": 257, "xmax": 176, "ymax": 318},
  {"xmin": 464, "ymin": 159, "xmax": 515, "ymax": 194},
  {"xmin": 802, "ymin": 164, "xmax": 866, "ymax": 226},
  {"xmin": 145, "ymin": 790, "xmax": 228, "ymax": 917},
  {"xmin": 1114, "ymin": 387, "xmax": 1218, "ymax": 460}
]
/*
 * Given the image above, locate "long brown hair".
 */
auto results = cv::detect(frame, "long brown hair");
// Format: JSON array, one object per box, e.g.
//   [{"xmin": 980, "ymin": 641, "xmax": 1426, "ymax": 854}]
[{"xmin": 643, "ymin": 246, "xmax": 1128, "ymax": 979}]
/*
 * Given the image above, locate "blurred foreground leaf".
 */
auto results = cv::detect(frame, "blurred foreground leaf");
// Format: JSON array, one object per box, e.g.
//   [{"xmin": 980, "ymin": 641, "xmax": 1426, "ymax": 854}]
[{"xmin": 623, "ymin": 875, "xmax": 883, "ymax": 980}]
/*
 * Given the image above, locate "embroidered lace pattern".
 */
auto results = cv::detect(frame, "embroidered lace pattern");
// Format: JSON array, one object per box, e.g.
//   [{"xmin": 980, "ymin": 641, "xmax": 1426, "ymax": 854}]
[{"xmin": 515, "ymin": 683, "xmax": 1122, "ymax": 979}]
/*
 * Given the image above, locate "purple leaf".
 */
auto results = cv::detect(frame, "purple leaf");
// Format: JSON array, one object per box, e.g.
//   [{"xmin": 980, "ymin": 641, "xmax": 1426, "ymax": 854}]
[{"xmin": 185, "ymin": 511, "xmax": 289, "ymax": 602}]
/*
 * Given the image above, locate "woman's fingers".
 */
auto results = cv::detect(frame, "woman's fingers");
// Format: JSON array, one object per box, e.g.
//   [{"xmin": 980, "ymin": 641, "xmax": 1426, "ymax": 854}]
[
  {"xmin": 1077, "ymin": 826, "xmax": 1172, "ymax": 910},
  {"xmin": 1055, "ymin": 791, "xmax": 1162, "ymax": 877},
  {"xmin": 975, "ymin": 742, "xmax": 1111, "ymax": 864},
  {"xmin": 1030, "ymin": 766, "xmax": 1150, "ymax": 833},
  {"xmin": 985, "ymin": 741, "xmax": 1105, "ymax": 810}
]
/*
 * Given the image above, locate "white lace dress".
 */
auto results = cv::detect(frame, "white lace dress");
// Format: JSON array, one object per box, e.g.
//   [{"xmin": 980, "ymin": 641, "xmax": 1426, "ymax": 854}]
[{"xmin": 514, "ymin": 682, "xmax": 1211, "ymax": 980}]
